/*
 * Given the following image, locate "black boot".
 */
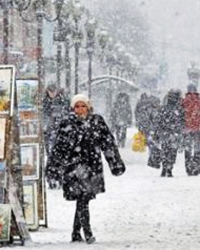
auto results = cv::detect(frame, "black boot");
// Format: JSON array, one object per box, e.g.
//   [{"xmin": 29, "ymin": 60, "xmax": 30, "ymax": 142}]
[
  {"xmin": 79, "ymin": 198, "xmax": 95, "ymax": 244},
  {"xmin": 166, "ymin": 169, "xmax": 173, "ymax": 177},
  {"xmin": 71, "ymin": 232, "xmax": 84, "ymax": 242},
  {"xmin": 71, "ymin": 206, "xmax": 84, "ymax": 242},
  {"xmin": 160, "ymin": 168, "xmax": 166, "ymax": 177}
]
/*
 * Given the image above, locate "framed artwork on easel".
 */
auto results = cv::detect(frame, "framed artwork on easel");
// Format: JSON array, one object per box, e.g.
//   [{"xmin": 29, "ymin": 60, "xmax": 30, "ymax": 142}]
[
  {"xmin": 16, "ymin": 79, "xmax": 39, "ymax": 138},
  {"xmin": 0, "ymin": 65, "xmax": 15, "ymax": 116},
  {"xmin": 0, "ymin": 204, "xmax": 11, "ymax": 242},
  {"xmin": 23, "ymin": 181, "xmax": 38, "ymax": 230},
  {"xmin": 20, "ymin": 143, "xmax": 39, "ymax": 180},
  {"xmin": 0, "ymin": 118, "xmax": 6, "ymax": 160}
]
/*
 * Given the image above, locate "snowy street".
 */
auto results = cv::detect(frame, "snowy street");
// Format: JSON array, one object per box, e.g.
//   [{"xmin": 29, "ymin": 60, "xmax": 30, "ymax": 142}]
[{"xmin": 11, "ymin": 127, "xmax": 200, "ymax": 250}]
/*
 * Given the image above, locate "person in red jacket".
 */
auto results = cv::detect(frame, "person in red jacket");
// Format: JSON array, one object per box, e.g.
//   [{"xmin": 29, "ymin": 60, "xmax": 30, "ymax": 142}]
[{"xmin": 182, "ymin": 84, "xmax": 200, "ymax": 175}]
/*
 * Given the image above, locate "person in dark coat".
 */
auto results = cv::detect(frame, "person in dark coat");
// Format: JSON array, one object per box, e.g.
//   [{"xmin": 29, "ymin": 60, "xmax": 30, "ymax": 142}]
[
  {"xmin": 45, "ymin": 93, "xmax": 126, "ymax": 244},
  {"xmin": 153, "ymin": 89, "xmax": 185, "ymax": 177},
  {"xmin": 110, "ymin": 92, "xmax": 132, "ymax": 147},
  {"xmin": 43, "ymin": 82, "xmax": 70, "ymax": 188},
  {"xmin": 135, "ymin": 92, "xmax": 161, "ymax": 167},
  {"xmin": 181, "ymin": 83, "xmax": 200, "ymax": 175},
  {"xmin": 135, "ymin": 92, "xmax": 160, "ymax": 142}
]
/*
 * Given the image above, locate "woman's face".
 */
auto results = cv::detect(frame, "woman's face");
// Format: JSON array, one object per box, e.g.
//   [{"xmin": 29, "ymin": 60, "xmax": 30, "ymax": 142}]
[{"xmin": 74, "ymin": 101, "xmax": 89, "ymax": 118}]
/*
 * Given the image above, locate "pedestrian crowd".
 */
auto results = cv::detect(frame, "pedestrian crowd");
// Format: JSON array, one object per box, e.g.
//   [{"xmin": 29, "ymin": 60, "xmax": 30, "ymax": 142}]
[
  {"xmin": 135, "ymin": 83, "xmax": 200, "ymax": 177},
  {"xmin": 43, "ymin": 80, "xmax": 200, "ymax": 244}
]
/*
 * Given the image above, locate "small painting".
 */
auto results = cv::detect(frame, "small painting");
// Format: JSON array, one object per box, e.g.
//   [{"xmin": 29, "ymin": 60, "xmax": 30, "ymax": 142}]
[
  {"xmin": 0, "ymin": 118, "xmax": 6, "ymax": 160},
  {"xmin": 0, "ymin": 65, "xmax": 15, "ymax": 116},
  {"xmin": 23, "ymin": 181, "xmax": 38, "ymax": 230},
  {"xmin": 16, "ymin": 79, "xmax": 39, "ymax": 138},
  {"xmin": 20, "ymin": 143, "xmax": 39, "ymax": 180},
  {"xmin": 0, "ymin": 204, "xmax": 11, "ymax": 242}
]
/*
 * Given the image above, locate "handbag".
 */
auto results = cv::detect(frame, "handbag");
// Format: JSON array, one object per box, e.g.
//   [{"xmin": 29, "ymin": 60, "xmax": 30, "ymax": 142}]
[{"xmin": 132, "ymin": 131, "xmax": 147, "ymax": 152}]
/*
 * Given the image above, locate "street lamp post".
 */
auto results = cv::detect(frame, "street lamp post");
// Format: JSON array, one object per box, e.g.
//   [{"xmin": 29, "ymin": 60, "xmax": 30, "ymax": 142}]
[
  {"xmin": 98, "ymin": 28, "xmax": 109, "ymax": 63},
  {"xmin": 53, "ymin": 2, "xmax": 72, "ymax": 95},
  {"xmin": 56, "ymin": 18, "xmax": 62, "ymax": 87},
  {"xmin": 65, "ymin": 36, "xmax": 71, "ymax": 95},
  {"xmin": 105, "ymin": 37, "xmax": 115, "ymax": 123},
  {"xmin": 85, "ymin": 17, "xmax": 97, "ymax": 98},
  {"xmin": 72, "ymin": 0, "xmax": 82, "ymax": 94}
]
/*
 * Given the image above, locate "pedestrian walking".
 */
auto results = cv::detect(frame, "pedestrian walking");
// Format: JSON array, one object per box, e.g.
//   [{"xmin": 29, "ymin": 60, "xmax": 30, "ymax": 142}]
[
  {"xmin": 45, "ymin": 93, "xmax": 126, "ymax": 244},
  {"xmin": 153, "ymin": 89, "xmax": 184, "ymax": 177},
  {"xmin": 135, "ymin": 92, "xmax": 161, "ymax": 168},
  {"xmin": 43, "ymin": 82, "xmax": 69, "ymax": 188},
  {"xmin": 110, "ymin": 92, "xmax": 132, "ymax": 147},
  {"xmin": 182, "ymin": 83, "xmax": 200, "ymax": 175}
]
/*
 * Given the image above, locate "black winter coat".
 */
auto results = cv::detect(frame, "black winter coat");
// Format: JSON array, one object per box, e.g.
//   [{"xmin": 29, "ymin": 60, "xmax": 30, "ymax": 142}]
[{"xmin": 45, "ymin": 112, "xmax": 126, "ymax": 200}]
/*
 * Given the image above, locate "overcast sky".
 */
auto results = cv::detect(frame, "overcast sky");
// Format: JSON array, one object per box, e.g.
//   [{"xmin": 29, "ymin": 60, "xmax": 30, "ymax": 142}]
[{"xmin": 81, "ymin": 0, "xmax": 200, "ymax": 91}]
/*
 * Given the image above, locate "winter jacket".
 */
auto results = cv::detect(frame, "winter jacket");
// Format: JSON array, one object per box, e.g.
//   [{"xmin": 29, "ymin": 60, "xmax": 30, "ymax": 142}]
[
  {"xmin": 110, "ymin": 93, "xmax": 132, "ymax": 131},
  {"xmin": 182, "ymin": 92, "xmax": 200, "ymax": 132},
  {"xmin": 154, "ymin": 92, "xmax": 185, "ymax": 146},
  {"xmin": 45, "ymin": 112, "xmax": 126, "ymax": 200},
  {"xmin": 135, "ymin": 94, "xmax": 160, "ymax": 135}
]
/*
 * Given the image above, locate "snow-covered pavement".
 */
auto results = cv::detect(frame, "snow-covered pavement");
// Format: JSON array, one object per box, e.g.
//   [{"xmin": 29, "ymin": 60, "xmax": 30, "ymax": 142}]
[{"xmin": 12, "ymin": 127, "xmax": 200, "ymax": 250}]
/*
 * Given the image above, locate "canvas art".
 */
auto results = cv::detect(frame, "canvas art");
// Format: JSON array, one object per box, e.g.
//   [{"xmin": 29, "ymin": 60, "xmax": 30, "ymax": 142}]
[
  {"xmin": 20, "ymin": 143, "xmax": 39, "ymax": 180},
  {"xmin": 0, "ymin": 204, "xmax": 11, "ymax": 242},
  {"xmin": 0, "ymin": 161, "xmax": 6, "ymax": 203},
  {"xmin": 0, "ymin": 118, "xmax": 6, "ymax": 160},
  {"xmin": 23, "ymin": 181, "xmax": 38, "ymax": 230},
  {"xmin": 16, "ymin": 79, "xmax": 39, "ymax": 138},
  {"xmin": 0, "ymin": 65, "xmax": 15, "ymax": 116}
]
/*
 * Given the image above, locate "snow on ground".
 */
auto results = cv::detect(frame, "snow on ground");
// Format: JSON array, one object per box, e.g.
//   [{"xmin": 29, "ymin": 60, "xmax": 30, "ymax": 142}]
[{"xmin": 11, "ymin": 127, "xmax": 200, "ymax": 250}]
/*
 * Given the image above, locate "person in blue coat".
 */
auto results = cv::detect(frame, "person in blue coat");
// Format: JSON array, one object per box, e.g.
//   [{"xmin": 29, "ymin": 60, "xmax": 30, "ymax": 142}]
[{"xmin": 45, "ymin": 93, "xmax": 125, "ymax": 244}]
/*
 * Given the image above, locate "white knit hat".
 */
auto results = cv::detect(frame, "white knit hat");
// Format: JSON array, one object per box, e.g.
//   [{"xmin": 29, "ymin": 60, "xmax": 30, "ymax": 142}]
[{"xmin": 71, "ymin": 94, "xmax": 91, "ymax": 109}]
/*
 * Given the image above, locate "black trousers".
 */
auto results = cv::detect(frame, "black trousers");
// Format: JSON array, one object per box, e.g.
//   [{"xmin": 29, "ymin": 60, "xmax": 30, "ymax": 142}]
[
  {"xmin": 184, "ymin": 132, "xmax": 200, "ymax": 175},
  {"xmin": 115, "ymin": 125, "xmax": 127, "ymax": 147},
  {"xmin": 72, "ymin": 196, "xmax": 92, "ymax": 239}
]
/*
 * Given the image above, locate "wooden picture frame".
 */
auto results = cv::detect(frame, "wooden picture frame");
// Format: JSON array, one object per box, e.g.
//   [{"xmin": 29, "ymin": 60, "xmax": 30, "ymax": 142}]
[
  {"xmin": 0, "ymin": 118, "xmax": 6, "ymax": 160},
  {"xmin": 0, "ymin": 65, "xmax": 15, "ymax": 116},
  {"xmin": 20, "ymin": 143, "xmax": 39, "ymax": 180},
  {"xmin": 0, "ymin": 161, "xmax": 6, "ymax": 204},
  {"xmin": 0, "ymin": 204, "xmax": 11, "ymax": 242},
  {"xmin": 23, "ymin": 181, "xmax": 38, "ymax": 230},
  {"xmin": 16, "ymin": 79, "xmax": 39, "ymax": 138}
]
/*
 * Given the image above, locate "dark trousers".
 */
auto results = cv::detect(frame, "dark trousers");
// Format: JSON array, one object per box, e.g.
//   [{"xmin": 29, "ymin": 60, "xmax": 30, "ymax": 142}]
[
  {"xmin": 184, "ymin": 132, "xmax": 200, "ymax": 175},
  {"xmin": 160, "ymin": 142, "xmax": 177, "ymax": 176},
  {"xmin": 116, "ymin": 125, "xmax": 127, "ymax": 147},
  {"xmin": 72, "ymin": 196, "xmax": 92, "ymax": 240}
]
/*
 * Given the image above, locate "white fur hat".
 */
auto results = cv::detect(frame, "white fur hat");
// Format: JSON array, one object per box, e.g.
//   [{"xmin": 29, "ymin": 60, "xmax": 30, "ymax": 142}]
[{"xmin": 71, "ymin": 94, "xmax": 91, "ymax": 109}]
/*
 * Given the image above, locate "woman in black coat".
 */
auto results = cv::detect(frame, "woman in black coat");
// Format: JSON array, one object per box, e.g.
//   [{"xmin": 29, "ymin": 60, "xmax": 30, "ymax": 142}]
[{"xmin": 45, "ymin": 93, "xmax": 125, "ymax": 244}]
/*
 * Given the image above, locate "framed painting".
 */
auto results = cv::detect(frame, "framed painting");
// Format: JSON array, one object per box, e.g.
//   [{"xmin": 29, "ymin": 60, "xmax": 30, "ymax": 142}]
[
  {"xmin": 23, "ymin": 181, "xmax": 38, "ymax": 230},
  {"xmin": 0, "ymin": 65, "xmax": 15, "ymax": 116},
  {"xmin": 0, "ymin": 204, "xmax": 11, "ymax": 242},
  {"xmin": 20, "ymin": 143, "xmax": 39, "ymax": 180},
  {"xmin": 16, "ymin": 79, "xmax": 38, "ymax": 110},
  {"xmin": 0, "ymin": 118, "xmax": 6, "ymax": 160},
  {"xmin": 19, "ymin": 110, "xmax": 38, "ymax": 138},
  {"xmin": 0, "ymin": 161, "xmax": 6, "ymax": 203},
  {"xmin": 8, "ymin": 174, "xmax": 31, "ymax": 240},
  {"xmin": 16, "ymin": 79, "xmax": 39, "ymax": 138}
]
